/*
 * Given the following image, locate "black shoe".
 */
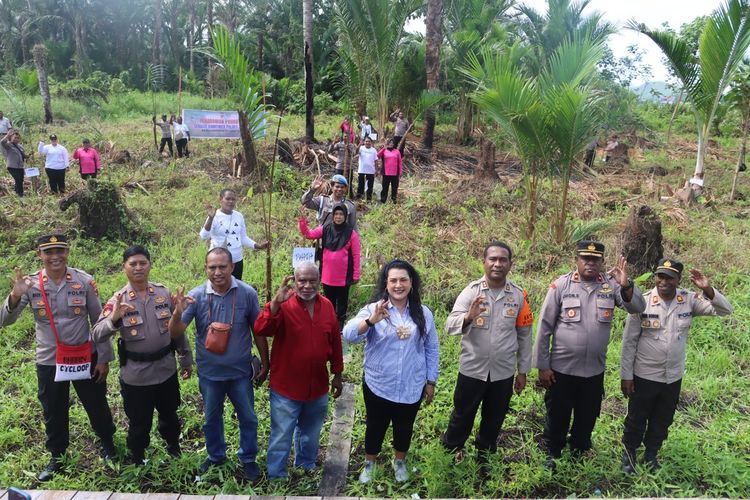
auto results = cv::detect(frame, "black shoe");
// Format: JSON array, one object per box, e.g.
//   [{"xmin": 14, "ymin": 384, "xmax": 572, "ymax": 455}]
[
  {"xmin": 644, "ymin": 449, "xmax": 660, "ymax": 470},
  {"xmin": 622, "ymin": 450, "xmax": 636, "ymax": 475},
  {"xmin": 198, "ymin": 457, "xmax": 225, "ymax": 475},
  {"xmin": 242, "ymin": 461, "xmax": 261, "ymax": 482},
  {"xmin": 476, "ymin": 451, "xmax": 491, "ymax": 478},
  {"xmin": 166, "ymin": 443, "xmax": 181, "ymax": 458},
  {"xmin": 125, "ymin": 452, "xmax": 145, "ymax": 467},
  {"xmin": 38, "ymin": 456, "xmax": 62, "ymax": 482},
  {"xmin": 543, "ymin": 457, "xmax": 557, "ymax": 471},
  {"xmin": 99, "ymin": 442, "xmax": 116, "ymax": 462}
]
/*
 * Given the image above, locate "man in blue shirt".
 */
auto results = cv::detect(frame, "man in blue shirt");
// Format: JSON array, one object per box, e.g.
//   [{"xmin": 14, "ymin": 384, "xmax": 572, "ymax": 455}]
[{"xmin": 169, "ymin": 247, "xmax": 269, "ymax": 481}]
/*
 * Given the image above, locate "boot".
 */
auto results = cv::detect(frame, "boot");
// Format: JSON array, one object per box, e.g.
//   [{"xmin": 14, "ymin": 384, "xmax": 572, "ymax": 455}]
[
  {"xmin": 621, "ymin": 449, "xmax": 637, "ymax": 475},
  {"xmin": 644, "ymin": 449, "xmax": 660, "ymax": 471},
  {"xmin": 99, "ymin": 440, "xmax": 116, "ymax": 462}
]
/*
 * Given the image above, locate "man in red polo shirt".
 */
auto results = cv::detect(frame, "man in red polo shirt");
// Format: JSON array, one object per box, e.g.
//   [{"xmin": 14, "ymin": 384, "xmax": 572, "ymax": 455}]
[{"xmin": 254, "ymin": 262, "xmax": 344, "ymax": 479}]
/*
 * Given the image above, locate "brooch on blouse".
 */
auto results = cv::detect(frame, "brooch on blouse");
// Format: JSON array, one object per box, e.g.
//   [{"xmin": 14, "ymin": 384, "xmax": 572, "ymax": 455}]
[{"xmin": 396, "ymin": 324, "xmax": 412, "ymax": 340}]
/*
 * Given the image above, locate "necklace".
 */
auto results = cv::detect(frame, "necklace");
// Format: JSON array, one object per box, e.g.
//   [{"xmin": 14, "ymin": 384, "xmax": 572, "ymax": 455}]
[{"xmin": 389, "ymin": 306, "xmax": 413, "ymax": 340}]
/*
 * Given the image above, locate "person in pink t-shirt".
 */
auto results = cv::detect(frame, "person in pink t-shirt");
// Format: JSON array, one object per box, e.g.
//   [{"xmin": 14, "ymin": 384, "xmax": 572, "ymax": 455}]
[
  {"xmin": 299, "ymin": 203, "xmax": 361, "ymax": 329},
  {"xmin": 72, "ymin": 139, "xmax": 101, "ymax": 180},
  {"xmin": 376, "ymin": 139, "xmax": 403, "ymax": 203}
]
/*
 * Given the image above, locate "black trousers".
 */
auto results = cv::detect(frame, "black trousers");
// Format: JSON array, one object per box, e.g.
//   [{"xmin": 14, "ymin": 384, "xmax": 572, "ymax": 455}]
[
  {"xmin": 543, "ymin": 371, "xmax": 604, "ymax": 456},
  {"xmin": 323, "ymin": 284, "xmax": 350, "ymax": 330},
  {"xmin": 441, "ymin": 373, "xmax": 514, "ymax": 453},
  {"xmin": 381, "ymin": 175, "xmax": 400, "ymax": 203},
  {"xmin": 622, "ymin": 376, "xmax": 681, "ymax": 452},
  {"xmin": 176, "ymin": 138, "xmax": 189, "ymax": 158},
  {"xmin": 81, "ymin": 172, "xmax": 97, "ymax": 180},
  {"xmin": 159, "ymin": 137, "xmax": 173, "ymax": 156},
  {"xmin": 7, "ymin": 167, "xmax": 24, "ymax": 196},
  {"xmin": 363, "ymin": 381, "xmax": 421, "ymax": 455},
  {"xmin": 36, "ymin": 356, "xmax": 115, "ymax": 456},
  {"xmin": 120, "ymin": 371, "xmax": 181, "ymax": 456},
  {"xmin": 45, "ymin": 168, "xmax": 66, "ymax": 193},
  {"xmin": 232, "ymin": 259, "xmax": 244, "ymax": 280},
  {"xmin": 357, "ymin": 173, "xmax": 375, "ymax": 200}
]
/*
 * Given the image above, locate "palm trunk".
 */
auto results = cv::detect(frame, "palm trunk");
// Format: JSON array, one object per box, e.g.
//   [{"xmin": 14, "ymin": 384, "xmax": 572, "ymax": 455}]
[
  {"xmin": 730, "ymin": 114, "xmax": 749, "ymax": 200},
  {"xmin": 153, "ymin": 0, "xmax": 162, "ymax": 65},
  {"xmin": 238, "ymin": 110, "xmax": 259, "ymax": 177},
  {"xmin": 303, "ymin": 0, "xmax": 314, "ymax": 141},
  {"xmin": 694, "ymin": 125, "xmax": 707, "ymax": 178},
  {"xmin": 32, "ymin": 44, "xmax": 52, "ymax": 124},
  {"xmin": 188, "ymin": 0, "xmax": 195, "ymax": 72},
  {"xmin": 554, "ymin": 172, "xmax": 572, "ymax": 243},
  {"xmin": 73, "ymin": 13, "xmax": 88, "ymax": 78},
  {"xmin": 422, "ymin": 0, "xmax": 442, "ymax": 151}
]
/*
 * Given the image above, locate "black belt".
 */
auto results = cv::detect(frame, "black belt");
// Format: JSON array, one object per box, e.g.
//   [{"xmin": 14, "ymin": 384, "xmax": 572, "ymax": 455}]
[{"xmin": 118, "ymin": 339, "xmax": 175, "ymax": 366}]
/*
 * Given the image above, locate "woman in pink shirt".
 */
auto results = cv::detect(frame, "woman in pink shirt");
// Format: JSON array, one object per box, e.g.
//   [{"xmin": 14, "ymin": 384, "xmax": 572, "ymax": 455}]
[
  {"xmin": 339, "ymin": 117, "xmax": 356, "ymax": 144},
  {"xmin": 299, "ymin": 203, "xmax": 361, "ymax": 329},
  {"xmin": 72, "ymin": 138, "xmax": 101, "ymax": 180},
  {"xmin": 377, "ymin": 139, "xmax": 403, "ymax": 203}
]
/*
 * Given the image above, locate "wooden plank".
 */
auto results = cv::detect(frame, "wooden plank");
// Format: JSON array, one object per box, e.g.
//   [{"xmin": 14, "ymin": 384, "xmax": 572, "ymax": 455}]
[
  {"xmin": 322, "ymin": 497, "xmax": 359, "ymax": 500},
  {"xmin": 138, "ymin": 496, "xmax": 179, "ymax": 500},
  {"xmin": 72, "ymin": 492, "xmax": 112, "ymax": 500},
  {"xmin": 213, "ymin": 495, "xmax": 250, "ymax": 500},
  {"xmin": 318, "ymin": 382, "xmax": 357, "ymax": 496},
  {"xmin": 27, "ymin": 492, "xmax": 76, "ymax": 500},
  {"xmin": 177, "ymin": 496, "xmax": 213, "ymax": 500},
  {"xmin": 107, "ymin": 495, "xmax": 142, "ymax": 500},
  {"xmin": 290, "ymin": 497, "xmax": 322, "ymax": 500},
  {"xmin": 249, "ymin": 497, "xmax": 285, "ymax": 500}
]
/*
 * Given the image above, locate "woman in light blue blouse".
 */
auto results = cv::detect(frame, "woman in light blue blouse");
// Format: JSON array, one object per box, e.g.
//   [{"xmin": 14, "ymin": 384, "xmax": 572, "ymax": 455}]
[{"xmin": 343, "ymin": 260, "xmax": 439, "ymax": 484}]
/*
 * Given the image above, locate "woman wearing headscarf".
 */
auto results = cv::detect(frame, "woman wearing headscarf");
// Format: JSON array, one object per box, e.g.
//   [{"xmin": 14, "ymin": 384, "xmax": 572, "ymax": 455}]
[
  {"xmin": 343, "ymin": 259, "xmax": 439, "ymax": 484},
  {"xmin": 299, "ymin": 203, "xmax": 360, "ymax": 329}
]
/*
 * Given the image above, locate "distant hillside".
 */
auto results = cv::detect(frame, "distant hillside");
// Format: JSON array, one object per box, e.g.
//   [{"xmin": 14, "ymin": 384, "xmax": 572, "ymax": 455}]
[{"xmin": 633, "ymin": 81, "xmax": 680, "ymax": 103}]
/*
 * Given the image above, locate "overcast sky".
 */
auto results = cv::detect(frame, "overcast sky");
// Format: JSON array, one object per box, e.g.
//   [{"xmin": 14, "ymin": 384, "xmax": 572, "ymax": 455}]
[{"xmin": 407, "ymin": 0, "xmax": 719, "ymax": 85}]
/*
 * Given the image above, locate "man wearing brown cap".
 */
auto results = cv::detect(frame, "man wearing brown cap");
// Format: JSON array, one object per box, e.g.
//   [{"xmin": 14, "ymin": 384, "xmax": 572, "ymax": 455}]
[
  {"xmin": 0, "ymin": 233, "xmax": 116, "ymax": 481},
  {"xmin": 533, "ymin": 240, "xmax": 646, "ymax": 469},
  {"xmin": 620, "ymin": 258, "xmax": 732, "ymax": 473}
]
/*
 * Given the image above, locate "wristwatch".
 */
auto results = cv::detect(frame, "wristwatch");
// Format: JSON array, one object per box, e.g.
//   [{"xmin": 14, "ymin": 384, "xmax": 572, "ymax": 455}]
[
  {"xmin": 365, "ymin": 317, "xmax": 375, "ymax": 327},
  {"xmin": 622, "ymin": 279, "xmax": 634, "ymax": 291}
]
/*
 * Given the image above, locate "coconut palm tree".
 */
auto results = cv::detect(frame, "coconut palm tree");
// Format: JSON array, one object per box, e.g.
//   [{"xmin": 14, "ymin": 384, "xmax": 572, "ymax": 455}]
[
  {"xmin": 466, "ymin": 36, "xmax": 604, "ymax": 242},
  {"xmin": 303, "ymin": 0, "xmax": 314, "ymax": 140},
  {"xmin": 335, "ymin": 0, "xmax": 421, "ymax": 132},
  {"xmin": 422, "ymin": 0, "xmax": 443, "ymax": 150},
  {"xmin": 32, "ymin": 43, "xmax": 52, "ymax": 124},
  {"xmin": 630, "ymin": 0, "xmax": 750, "ymax": 183}
]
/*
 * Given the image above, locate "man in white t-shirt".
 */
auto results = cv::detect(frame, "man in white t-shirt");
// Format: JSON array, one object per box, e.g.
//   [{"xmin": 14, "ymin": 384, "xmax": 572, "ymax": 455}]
[
  {"xmin": 38, "ymin": 134, "xmax": 69, "ymax": 193},
  {"xmin": 0, "ymin": 111, "xmax": 11, "ymax": 134},
  {"xmin": 356, "ymin": 137, "xmax": 378, "ymax": 201},
  {"xmin": 199, "ymin": 188, "xmax": 269, "ymax": 281}
]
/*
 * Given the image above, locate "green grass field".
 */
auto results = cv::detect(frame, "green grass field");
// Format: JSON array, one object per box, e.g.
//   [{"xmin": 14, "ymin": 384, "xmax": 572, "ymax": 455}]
[{"xmin": 0, "ymin": 98, "xmax": 749, "ymax": 497}]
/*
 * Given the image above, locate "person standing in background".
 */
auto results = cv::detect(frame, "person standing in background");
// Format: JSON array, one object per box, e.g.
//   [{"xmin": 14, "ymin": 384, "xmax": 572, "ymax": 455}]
[{"xmin": 38, "ymin": 134, "xmax": 69, "ymax": 193}]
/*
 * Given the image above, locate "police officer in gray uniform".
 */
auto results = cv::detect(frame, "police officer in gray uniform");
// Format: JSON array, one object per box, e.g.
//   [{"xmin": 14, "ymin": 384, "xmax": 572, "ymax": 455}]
[
  {"xmin": 620, "ymin": 258, "xmax": 732, "ymax": 473},
  {"xmin": 93, "ymin": 245, "xmax": 193, "ymax": 465},
  {"xmin": 533, "ymin": 240, "xmax": 646, "ymax": 468},
  {"xmin": 0, "ymin": 233, "xmax": 116, "ymax": 481}
]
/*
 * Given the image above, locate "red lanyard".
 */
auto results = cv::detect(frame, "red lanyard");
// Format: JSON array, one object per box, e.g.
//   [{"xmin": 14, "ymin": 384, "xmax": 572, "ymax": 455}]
[{"xmin": 38, "ymin": 272, "xmax": 62, "ymax": 344}]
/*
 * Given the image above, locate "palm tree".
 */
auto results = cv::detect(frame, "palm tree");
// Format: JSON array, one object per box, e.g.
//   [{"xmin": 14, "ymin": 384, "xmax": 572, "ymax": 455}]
[
  {"xmin": 728, "ymin": 59, "xmax": 750, "ymax": 200},
  {"xmin": 466, "ymin": 36, "xmax": 604, "ymax": 242},
  {"xmin": 32, "ymin": 43, "xmax": 52, "ymax": 124},
  {"xmin": 335, "ymin": 0, "xmax": 421, "ymax": 132},
  {"xmin": 422, "ymin": 0, "xmax": 443, "ymax": 150},
  {"xmin": 630, "ymin": 0, "xmax": 750, "ymax": 182},
  {"xmin": 303, "ymin": 0, "xmax": 314, "ymax": 140}
]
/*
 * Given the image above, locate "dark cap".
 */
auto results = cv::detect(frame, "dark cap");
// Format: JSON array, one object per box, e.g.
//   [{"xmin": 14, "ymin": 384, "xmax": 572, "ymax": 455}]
[
  {"xmin": 576, "ymin": 239, "xmax": 604, "ymax": 257},
  {"xmin": 37, "ymin": 233, "xmax": 69, "ymax": 250},
  {"xmin": 655, "ymin": 258, "xmax": 683, "ymax": 278},
  {"xmin": 49, "ymin": 134, "xmax": 58, "ymax": 140},
  {"xmin": 82, "ymin": 138, "xmax": 90, "ymax": 144}
]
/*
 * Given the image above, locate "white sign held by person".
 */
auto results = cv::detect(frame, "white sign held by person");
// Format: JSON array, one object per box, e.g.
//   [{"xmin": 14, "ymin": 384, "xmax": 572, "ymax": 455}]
[
  {"xmin": 24, "ymin": 167, "xmax": 40, "ymax": 177},
  {"xmin": 182, "ymin": 109, "xmax": 242, "ymax": 139},
  {"xmin": 292, "ymin": 247, "xmax": 316, "ymax": 269}
]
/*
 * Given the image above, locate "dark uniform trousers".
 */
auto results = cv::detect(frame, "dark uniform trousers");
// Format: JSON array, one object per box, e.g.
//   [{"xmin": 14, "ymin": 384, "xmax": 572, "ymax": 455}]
[
  {"xmin": 119, "ymin": 371, "xmax": 181, "ymax": 456},
  {"xmin": 36, "ymin": 353, "xmax": 115, "ymax": 456},
  {"xmin": 543, "ymin": 371, "xmax": 604, "ymax": 456},
  {"xmin": 441, "ymin": 373, "xmax": 514, "ymax": 453},
  {"xmin": 622, "ymin": 375, "xmax": 682, "ymax": 453}
]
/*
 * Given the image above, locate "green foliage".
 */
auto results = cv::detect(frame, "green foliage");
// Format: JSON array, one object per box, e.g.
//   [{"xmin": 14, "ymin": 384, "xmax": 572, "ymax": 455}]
[{"xmin": 630, "ymin": 0, "xmax": 750, "ymax": 177}]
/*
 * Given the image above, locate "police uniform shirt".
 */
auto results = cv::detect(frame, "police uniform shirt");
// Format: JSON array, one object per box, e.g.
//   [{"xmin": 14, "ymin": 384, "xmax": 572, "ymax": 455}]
[
  {"xmin": 621, "ymin": 287, "xmax": 732, "ymax": 384},
  {"xmin": 300, "ymin": 190, "xmax": 357, "ymax": 228},
  {"xmin": 0, "ymin": 267, "xmax": 112, "ymax": 365},
  {"xmin": 533, "ymin": 270, "xmax": 646, "ymax": 377},
  {"xmin": 445, "ymin": 277, "xmax": 534, "ymax": 381},
  {"xmin": 92, "ymin": 282, "xmax": 193, "ymax": 386}
]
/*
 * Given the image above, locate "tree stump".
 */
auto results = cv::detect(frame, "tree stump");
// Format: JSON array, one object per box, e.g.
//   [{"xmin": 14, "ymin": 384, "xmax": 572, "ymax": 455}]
[
  {"xmin": 476, "ymin": 136, "xmax": 497, "ymax": 179},
  {"xmin": 621, "ymin": 205, "xmax": 663, "ymax": 277},
  {"xmin": 59, "ymin": 179, "xmax": 148, "ymax": 242}
]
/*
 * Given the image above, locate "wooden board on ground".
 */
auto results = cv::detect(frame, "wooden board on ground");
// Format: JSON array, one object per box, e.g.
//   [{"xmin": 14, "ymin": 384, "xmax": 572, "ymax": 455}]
[
  {"xmin": 213, "ymin": 495, "xmax": 250, "ymax": 500},
  {"xmin": 72, "ymin": 492, "xmax": 113, "ymax": 500},
  {"xmin": 26, "ymin": 491, "xmax": 77, "ymax": 500},
  {"xmin": 319, "ymin": 382, "xmax": 357, "ymax": 496},
  {"xmin": 322, "ymin": 497, "xmax": 360, "ymax": 500},
  {"xmin": 176, "ymin": 496, "xmax": 212, "ymax": 500}
]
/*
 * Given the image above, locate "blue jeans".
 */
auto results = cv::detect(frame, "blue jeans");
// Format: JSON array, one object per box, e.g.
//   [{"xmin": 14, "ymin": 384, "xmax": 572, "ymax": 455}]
[
  {"xmin": 267, "ymin": 389, "xmax": 328, "ymax": 478},
  {"xmin": 198, "ymin": 376, "xmax": 258, "ymax": 463}
]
